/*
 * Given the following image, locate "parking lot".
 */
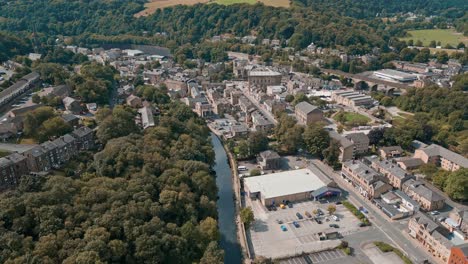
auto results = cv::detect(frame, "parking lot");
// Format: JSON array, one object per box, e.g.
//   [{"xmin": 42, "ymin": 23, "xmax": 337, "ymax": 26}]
[
  {"xmin": 280, "ymin": 249, "xmax": 354, "ymax": 264},
  {"xmin": 247, "ymin": 199, "xmax": 367, "ymax": 259}
]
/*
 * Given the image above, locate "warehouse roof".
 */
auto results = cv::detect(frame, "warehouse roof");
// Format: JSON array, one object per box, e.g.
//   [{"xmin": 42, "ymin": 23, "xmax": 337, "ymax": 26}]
[{"xmin": 244, "ymin": 168, "xmax": 328, "ymax": 199}]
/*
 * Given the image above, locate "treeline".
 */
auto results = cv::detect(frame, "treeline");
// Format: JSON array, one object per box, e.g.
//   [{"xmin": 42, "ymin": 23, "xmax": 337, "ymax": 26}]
[
  {"xmin": 0, "ymin": 0, "xmax": 465, "ymax": 56},
  {"xmin": 0, "ymin": 90, "xmax": 223, "ymax": 263},
  {"xmin": 371, "ymin": 85, "xmax": 468, "ymax": 154},
  {"xmin": 0, "ymin": 31, "xmax": 31, "ymax": 62},
  {"xmin": 292, "ymin": 0, "xmax": 467, "ymax": 19}
]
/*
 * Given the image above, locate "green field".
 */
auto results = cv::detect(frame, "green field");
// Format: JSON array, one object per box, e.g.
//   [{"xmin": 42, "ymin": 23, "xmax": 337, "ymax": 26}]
[
  {"xmin": 400, "ymin": 29, "xmax": 467, "ymax": 47},
  {"xmin": 333, "ymin": 111, "xmax": 371, "ymax": 127}
]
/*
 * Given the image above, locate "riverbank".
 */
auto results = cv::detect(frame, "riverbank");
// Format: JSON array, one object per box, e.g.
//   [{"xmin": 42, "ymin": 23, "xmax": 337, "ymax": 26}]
[{"xmin": 210, "ymin": 130, "xmax": 252, "ymax": 263}]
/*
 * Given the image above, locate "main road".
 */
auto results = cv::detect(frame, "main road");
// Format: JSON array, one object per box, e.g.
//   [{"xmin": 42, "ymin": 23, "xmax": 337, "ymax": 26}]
[{"xmin": 310, "ymin": 159, "xmax": 436, "ymax": 264}]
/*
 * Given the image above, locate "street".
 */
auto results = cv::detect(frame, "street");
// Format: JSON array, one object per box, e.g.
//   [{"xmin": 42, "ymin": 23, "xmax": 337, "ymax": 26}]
[
  {"xmin": 236, "ymin": 81, "xmax": 278, "ymax": 125},
  {"xmin": 310, "ymin": 159, "xmax": 437, "ymax": 264}
]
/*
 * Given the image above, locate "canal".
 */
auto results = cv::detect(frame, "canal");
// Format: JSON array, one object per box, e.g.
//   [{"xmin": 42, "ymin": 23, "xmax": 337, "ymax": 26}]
[{"xmin": 211, "ymin": 133, "xmax": 243, "ymax": 264}]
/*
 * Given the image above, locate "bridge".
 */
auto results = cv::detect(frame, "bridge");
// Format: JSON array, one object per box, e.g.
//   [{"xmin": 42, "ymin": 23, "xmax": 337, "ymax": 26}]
[{"xmin": 320, "ymin": 68, "xmax": 411, "ymax": 95}]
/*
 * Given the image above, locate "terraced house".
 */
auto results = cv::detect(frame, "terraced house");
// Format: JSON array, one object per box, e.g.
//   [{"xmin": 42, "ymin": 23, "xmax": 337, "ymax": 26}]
[
  {"xmin": 341, "ymin": 160, "xmax": 392, "ymax": 199},
  {"xmin": 408, "ymin": 213, "xmax": 452, "ymax": 263}
]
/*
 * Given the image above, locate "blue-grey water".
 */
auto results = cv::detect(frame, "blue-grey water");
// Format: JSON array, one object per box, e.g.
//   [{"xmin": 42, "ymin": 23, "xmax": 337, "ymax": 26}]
[{"xmin": 211, "ymin": 133, "xmax": 243, "ymax": 264}]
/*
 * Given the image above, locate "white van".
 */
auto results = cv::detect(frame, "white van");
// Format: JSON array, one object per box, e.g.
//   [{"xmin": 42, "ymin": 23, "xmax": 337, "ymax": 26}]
[{"xmin": 237, "ymin": 166, "xmax": 247, "ymax": 171}]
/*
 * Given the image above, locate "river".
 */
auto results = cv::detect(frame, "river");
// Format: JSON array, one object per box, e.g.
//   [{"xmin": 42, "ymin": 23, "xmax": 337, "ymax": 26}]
[{"xmin": 211, "ymin": 133, "xmax": 243, "ymax": 264}]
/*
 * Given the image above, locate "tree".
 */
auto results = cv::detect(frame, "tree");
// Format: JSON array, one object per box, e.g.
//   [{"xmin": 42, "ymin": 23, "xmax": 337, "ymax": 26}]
[
  {"xmin": 285, "ymin": 94, "xmax": 294, "ymax": 103},
  {"xmin": 368, "ymin": 128, "xmax": 385, "ymax": 145},
  {"xmin": 322, "ymin": 140, "xmax": 341, "ymax": 170},
  {"xmin": 291, "ymin": 93, "xmax": 309, "ymax": 106},
  {"xmin": 37, "ymin": 116, "xmax": 73, "ymax": 142},
  {"xmin": 429, "ymin": 40, "xmax": 437, "ymax": 48},
  {"xmin": 327, "ymin": 205, "xmax": 337, "ymax": 215},
  {"xmin": 32, "ymin": 94, "xmax": 41, "ymax": 104},
  {"xmin": 250, "ymin": 169, "xmax": 261, "ymax": 176},
  {"xmin": 240, "ymin": 207, "xmax": 255, "ymax": 229},
  {"xmin": 200, "ymin": 242, "xmax": 224, "ymax": 264},
  {"xmin": 415, "ymin": 40, "xmax": 423, "ymax": 47},
  {"xmin": 444, "ymin": 169, "xmax": 468, "ymax": 201},
  {"xmin": 248, "ymin": 132, "xmax": 269, "ymax": 156},
  {"xmin": 432, "ymin": 170, "xmax": 449, "ymax": 190},
  {"xmin": 457, "ymin": 42, "xmax": 466, "ymax": 49},
  {"xmin": 96, "ymin": 106, "xmax": 139, "ymax": 144},
  {"xmin": 237, "ymin": 140, "xmax": 250, "ymax": 158},
  {"xmin": 303, "ymin": 125, "xmax": 330, "ymax": 159}
]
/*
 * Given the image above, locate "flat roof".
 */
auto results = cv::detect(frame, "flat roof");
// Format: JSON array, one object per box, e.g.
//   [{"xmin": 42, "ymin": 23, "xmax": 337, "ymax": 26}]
[{"xmin": 244, "ymin": 168, "xmax": 328, "ymax": 199}]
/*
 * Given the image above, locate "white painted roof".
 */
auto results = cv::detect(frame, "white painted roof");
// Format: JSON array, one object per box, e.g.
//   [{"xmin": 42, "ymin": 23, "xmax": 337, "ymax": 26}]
[{"xmin": 244, "ymin": 168, "xmax": 328, "ymax": 199}]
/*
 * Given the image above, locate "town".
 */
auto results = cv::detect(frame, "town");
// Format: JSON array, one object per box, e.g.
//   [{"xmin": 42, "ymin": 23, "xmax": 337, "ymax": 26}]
[{"xmin": 0, "ymin": 30, "xmax": 466, "ymax": 264}]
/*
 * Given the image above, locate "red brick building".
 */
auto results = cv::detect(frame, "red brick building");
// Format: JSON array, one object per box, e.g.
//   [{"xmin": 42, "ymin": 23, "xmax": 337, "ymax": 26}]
[{"xmin": 448, "ymin": 244, "xmax": 468, "ymax": 264}]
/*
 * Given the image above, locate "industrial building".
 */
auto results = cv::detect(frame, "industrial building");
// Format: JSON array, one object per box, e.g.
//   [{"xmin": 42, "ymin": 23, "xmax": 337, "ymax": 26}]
[
  {"xmin": 331, "ymin": 90, "xmax": 375, "ymax": 108},
  {"xmin": 243, "ymin": 168, "xmax": 340, "ymax": 206},
  {"xmin": 373, "ymin": 69, "xmax": 417, "ymax": 83}
]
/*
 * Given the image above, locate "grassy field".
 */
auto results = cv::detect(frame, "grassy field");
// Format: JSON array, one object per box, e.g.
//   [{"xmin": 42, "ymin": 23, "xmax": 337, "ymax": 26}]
[
  {"xmin": 400, "ymin": 29, "xmax": 467, "ymax": 47},
  {"xmin": 334, "ymin": 111, "xmax": 371, "ymax": 127},
  {"xmin": 135, "ymin": 0, "xmax": 289, "ymax": 16}
]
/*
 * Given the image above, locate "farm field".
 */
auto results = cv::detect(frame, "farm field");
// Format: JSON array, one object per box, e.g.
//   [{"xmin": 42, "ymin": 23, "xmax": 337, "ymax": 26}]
[
  {"xmin": 399, "ymin": 29, "xmax": 467, "ymax": 47},
  {"xmin": 135, "ymin": 0, "xmax": 290, "ymax": 17}
]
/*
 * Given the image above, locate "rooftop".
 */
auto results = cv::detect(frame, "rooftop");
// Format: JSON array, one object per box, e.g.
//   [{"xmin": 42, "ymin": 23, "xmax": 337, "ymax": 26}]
[
  {"xmin": 418, "ymin": 144, "xmax": 468, "ymax": 168},
  {"xmin": 295, "ymin": 101, "xmax": 319, "ymax": 114},
  {"xmin": 244, "ymin": 168, "xmax": 329, "ymax": 199}
]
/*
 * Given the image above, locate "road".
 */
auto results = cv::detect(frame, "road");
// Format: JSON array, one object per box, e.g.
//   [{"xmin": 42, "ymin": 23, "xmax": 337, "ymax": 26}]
[
  {"xmin": 236, "ymin": 82, "xmax": 278, "ymax": 125},
  {"xmin": 310, "ymin": 160, "xmax": 437, "ymax": 264}
]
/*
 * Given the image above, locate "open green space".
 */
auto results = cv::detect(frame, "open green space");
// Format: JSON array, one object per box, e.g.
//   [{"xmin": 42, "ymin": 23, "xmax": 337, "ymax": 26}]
[
  {"xmin": 400, "ymin": 29, "xmax": 467, "ymax": 47},
  {"xmin": 333, "ymin": 111, "xmax": 371, "ymax": 127}
]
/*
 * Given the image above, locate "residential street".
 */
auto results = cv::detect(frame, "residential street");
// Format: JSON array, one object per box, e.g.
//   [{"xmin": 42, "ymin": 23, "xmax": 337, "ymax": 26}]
[
  {"xmin": 236, "ymin": 82, "xmax": 278, "ymax": 125},
  {"xmin": 310, "ymin": 160, "xmax": 438, "ymax": 264}
]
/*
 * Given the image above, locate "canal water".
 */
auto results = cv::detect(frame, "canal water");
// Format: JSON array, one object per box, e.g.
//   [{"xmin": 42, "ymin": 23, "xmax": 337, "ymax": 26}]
[{"xmin": 211, "ymin": 133, "xmax": 243, "ymax": 264}]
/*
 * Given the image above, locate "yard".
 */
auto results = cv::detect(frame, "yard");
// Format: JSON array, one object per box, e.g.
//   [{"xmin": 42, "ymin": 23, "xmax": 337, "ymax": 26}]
[
  {"xmin": 333, "ymin": 111, "xmax": 371, "ymax": 127},
  {"xmin": 399, "ymin": 29, "xmax": 467, "ymax": 47}
]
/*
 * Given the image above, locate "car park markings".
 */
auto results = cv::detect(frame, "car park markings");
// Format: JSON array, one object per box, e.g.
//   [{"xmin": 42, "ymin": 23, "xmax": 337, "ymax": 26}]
[{"xmin": 281, "ymin": 249, "xmax": 347, "ymax": 264}]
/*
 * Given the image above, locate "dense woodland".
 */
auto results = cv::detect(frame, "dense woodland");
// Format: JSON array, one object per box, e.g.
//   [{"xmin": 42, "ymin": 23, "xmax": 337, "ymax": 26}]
[
  {"xmin": 0, "ymin": 91, "xmax": 223, "ymax": 263},
  {"xmin": 0, "ymin": 0, "xmax": 465, "ymax": 54}
]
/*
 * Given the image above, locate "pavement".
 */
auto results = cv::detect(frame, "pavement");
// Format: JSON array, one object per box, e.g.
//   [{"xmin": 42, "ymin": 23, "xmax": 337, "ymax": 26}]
[
  {"xmin": 362, "ymin": 242, "xmax": 404, "ymax": 264},
  {"xmin": 280, "ymin": 249, "xmax": 354, "ymax": 264},
  {"xmin": 310, "ymin": 159, "xmax": 436, "ymax": 264},
  {"xmin": 0, "ymin": 143, "xmax": 37, "ymax": 153}
]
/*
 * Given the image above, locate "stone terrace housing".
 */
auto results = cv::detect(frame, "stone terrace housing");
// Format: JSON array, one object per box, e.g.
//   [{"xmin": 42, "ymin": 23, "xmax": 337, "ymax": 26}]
[
  {"xmin": 414, "ymin": 144, "xmax": 468, "ymax": 172},
  {"xmin": 402, "ymin": 179, "xmax": 445, "ymax": 211},
  {"xmin": 0, "ymin": 126, "xmax": 95, "ymax": 189},
  {"xmin": 367, "ymin": 156, "xmax": 412, "ymax": 189},
  {"xmin": 408, "ymin": 213, "xmax": 452, "ymax": 263},
  {"xmin": 341, "ymin": 160, "xmax": 392, "ymax": 199}
]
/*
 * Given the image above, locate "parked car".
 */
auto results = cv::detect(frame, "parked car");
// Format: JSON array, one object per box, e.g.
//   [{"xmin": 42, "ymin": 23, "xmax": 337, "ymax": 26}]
[
  {"xmin": 276, "ymin": 219, "xmax": 283, "ymax": 224},
  {"xmin": 317, "ymin": 209, "xmax": 324, "ymax": 215},
  {"xmin": 280, "ymin": 204, "xmax": 286, "ymax": 209},
  {"xmin": 430, "ymin": 211, "xmax": 440, "ymax": 215},
  {"xmin": 331, "ymin": 215, "xmax": 339, "ymax": 221},
  {"xmin": 315, "ymin": 218, "xmax": 322, "ymax": 224},
  {"xmin": 438, "ymin": 217, "xmax": 446, "ymax": 222},
  {"xmin": 293, "ymin": 221, "xmax": 300, "ymax": 228},
  {"xmin": 329, "ymin": 224, "xmax": 339, "ymax": 228},
  {"xmin": 280, "ymin": 225, "xmax": 287, "ymax": 231},
  {"xmin": 270, "ymin": 206, "xmax": 277, "ymax": 211},
  {"xmin": 305, "ymin": 211, "xmax": 312, "ymax": 218},
  {"xmin": 358, "ymin": 222, "xmax": 366, "ymax": 227},
  {"xmin": 287, "ymin": 203, "xmax": 293, "ymax": 208},
  {"xmin": 335, "ymin": 201, "xmax": 342, "ymax": 205},
  {"xmin": 296, "ymin": 212, "xmax": 303, "ymax": 219}
]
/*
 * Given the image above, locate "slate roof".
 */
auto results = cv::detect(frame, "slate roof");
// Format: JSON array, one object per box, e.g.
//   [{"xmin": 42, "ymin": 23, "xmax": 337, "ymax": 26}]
[
  {"xmin": 295, "ymin": 101, "xmax": 319, "ymax": 114},
  {"xmin": 419, "ymin": 144, "xmax": 468, "ymax": 168},
  {"xmin": 260, "ymin": 150, "xmax": 280, "ymax": 160}
]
